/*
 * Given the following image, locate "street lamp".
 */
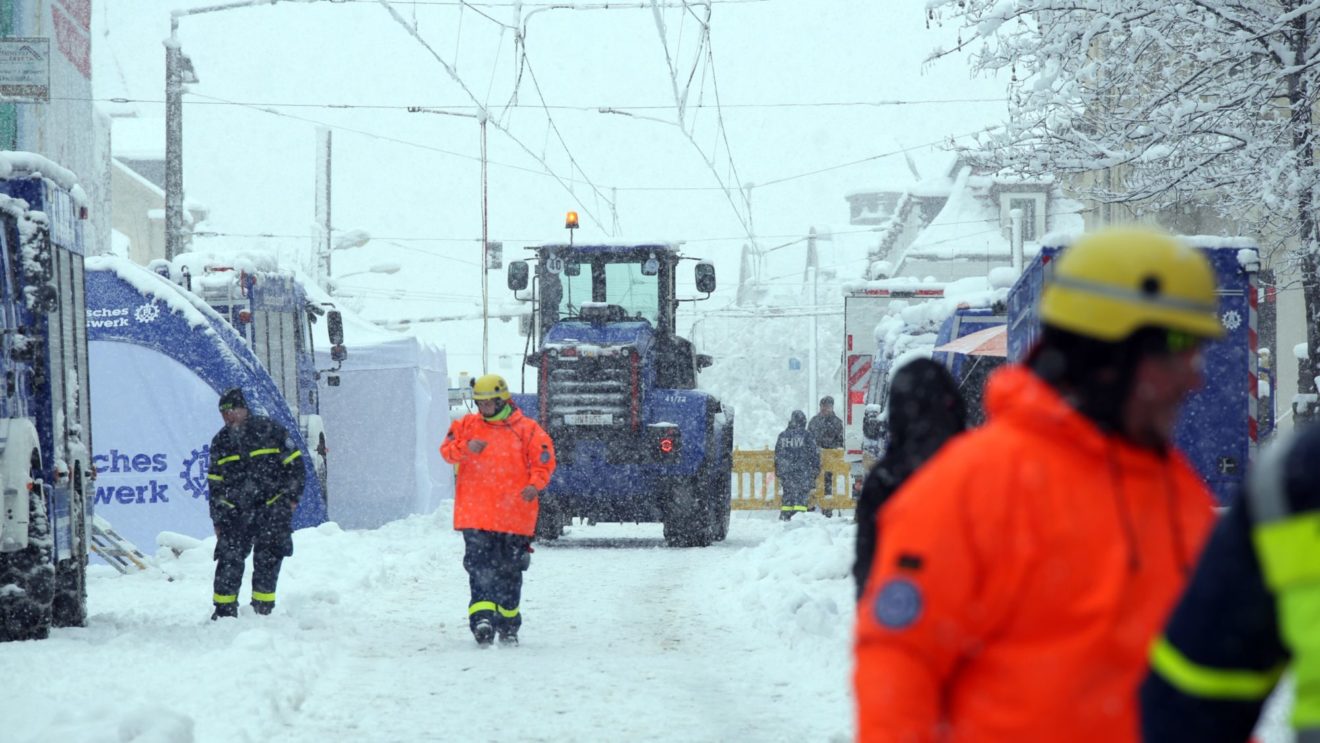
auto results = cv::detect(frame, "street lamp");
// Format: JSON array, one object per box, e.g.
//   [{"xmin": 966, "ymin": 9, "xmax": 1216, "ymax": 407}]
[
  {"xmin": 326, "ymin": 262, "xmax": 400, "ymax": 296},
  {"xmin": 165, "ymin": 0, "xmax": 346, "ymax": 261},
  {"xmin": 165, "ymin": 2, "xmax": 257, "ymax": 260},
  {"xmin": 407, "ymin": 105, "xmax": 491, "ymax": 371}
]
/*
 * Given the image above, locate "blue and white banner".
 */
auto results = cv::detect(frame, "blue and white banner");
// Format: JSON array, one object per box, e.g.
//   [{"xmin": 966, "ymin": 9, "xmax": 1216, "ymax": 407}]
[{"xmin": 89, "ymin": 341, "xmax": 219, "ymax": 551}]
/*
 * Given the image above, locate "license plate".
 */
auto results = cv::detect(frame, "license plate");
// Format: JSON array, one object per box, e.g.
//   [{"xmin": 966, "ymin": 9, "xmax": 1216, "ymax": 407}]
[{"xmin": 564, "ymin": 413, "xmax": 613, "ymax": 426}]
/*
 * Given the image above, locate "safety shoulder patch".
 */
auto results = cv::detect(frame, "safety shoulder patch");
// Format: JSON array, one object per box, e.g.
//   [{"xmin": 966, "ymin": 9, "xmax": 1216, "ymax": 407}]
[
  {"xmin": 873, "ymin": 577, "xmax": 923, "ymax": 630},
  {"xmin": 896, "ymin": 553, "xmax": 924, "ymax": 571}
]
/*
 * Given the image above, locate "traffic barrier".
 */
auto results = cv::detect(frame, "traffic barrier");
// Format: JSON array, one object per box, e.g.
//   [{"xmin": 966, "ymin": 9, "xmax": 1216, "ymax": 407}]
[{"xmin": 731, "ymin": 448, "xmax": 853, "ymax": 512}]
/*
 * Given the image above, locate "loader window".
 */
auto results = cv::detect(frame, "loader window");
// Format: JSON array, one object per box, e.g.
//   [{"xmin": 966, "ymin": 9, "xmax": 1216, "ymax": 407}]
[{"xmin": 549, "ymin": 258, "xmax": 659, "ymax": 325}]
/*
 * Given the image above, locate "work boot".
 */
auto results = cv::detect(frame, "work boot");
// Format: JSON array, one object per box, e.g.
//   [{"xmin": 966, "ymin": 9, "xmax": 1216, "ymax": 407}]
[
  {"xmin": 252, "ymin": 602, "xmax": 274, "ymax": 616},
  {"xmin": 211, "ymin": 604, "xmax": 238, "ymax": 621},
  {"xmin": 498, "ymin": 628, "xmax": 519, "ymax": 646},
  {"xmin": 473, "ymin": 619, "xmax": 495, "ymax": 647},
  {"xmin": 780, "ymin": 511, "xmax": 793, "ymax": 522}
]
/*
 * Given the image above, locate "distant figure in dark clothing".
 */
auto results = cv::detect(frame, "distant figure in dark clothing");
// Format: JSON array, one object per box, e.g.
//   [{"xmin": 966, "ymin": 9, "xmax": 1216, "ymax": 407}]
[
  {"xmin": 807, "ymin": 396, "xmax": 845, "ymax": 449},
  {"xmin": 852, "ymin": 359, "xmax": 966, "ymax": 599},
  {"xmin": 808, "ymin": 396, "xmax": 845, "ymax": 504},
  {"xmin": 775, "ymin": 410, "xmax": 821, "ymax": 521}
]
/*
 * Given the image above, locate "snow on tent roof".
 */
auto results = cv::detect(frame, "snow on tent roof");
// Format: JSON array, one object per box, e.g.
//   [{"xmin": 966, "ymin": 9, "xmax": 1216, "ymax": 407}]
[{"xmin": 85, "ymin": 256, "xmax": 326, "ymax": 528}]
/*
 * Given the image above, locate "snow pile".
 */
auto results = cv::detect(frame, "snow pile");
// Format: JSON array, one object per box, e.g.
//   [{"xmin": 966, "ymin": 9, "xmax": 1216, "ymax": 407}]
[
  {"xmin": 723, "ymin": 514, "xmax": 855, "ymax": 646},
  {"xmin": 9, "ymin": 506, "xmax": 862, "ymax": 742}
]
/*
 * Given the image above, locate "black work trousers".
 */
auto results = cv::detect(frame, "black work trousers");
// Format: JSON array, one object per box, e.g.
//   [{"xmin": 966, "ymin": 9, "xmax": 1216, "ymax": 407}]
[
  {"xmin": 213, "ymin": 501, "xmax": 294, "ymax": 611},
  {"xmin": 462, "ymin": 529, "xmax": 530, "ymax": 636}
]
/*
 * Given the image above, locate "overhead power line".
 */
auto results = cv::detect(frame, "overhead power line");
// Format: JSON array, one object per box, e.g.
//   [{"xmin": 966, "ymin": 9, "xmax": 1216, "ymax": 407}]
[
  {"xmin": 376, "ymin": 0, "xmax": 615, "ymax": 233},
  {"xmin": 332, "ymin": 0, "xmax": 770, "ymax": 6},
  {"xmin": 88, "ymin": 95, "xmax": 1008, "ymax": 112}
]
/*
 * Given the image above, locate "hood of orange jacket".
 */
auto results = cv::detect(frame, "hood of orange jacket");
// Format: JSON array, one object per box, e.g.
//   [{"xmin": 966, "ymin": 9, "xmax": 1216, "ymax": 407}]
[
  {"xmin": 440, "ymin": 405, "xmax": 556, "ymax": 536},
  {"xmin": 854, "ymin": 365, "xmax": 1216, "ymax": 743}
]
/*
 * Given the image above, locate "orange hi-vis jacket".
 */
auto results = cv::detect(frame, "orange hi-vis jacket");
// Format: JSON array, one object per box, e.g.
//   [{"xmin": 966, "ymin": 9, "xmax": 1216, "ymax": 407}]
[
  {"xmin": 854, "ymin": 365, "xmax": 1216, "ymax": 743},
  {"xmin": 440, "ymin": 405, "xmax": 556, "ymax": 536}
]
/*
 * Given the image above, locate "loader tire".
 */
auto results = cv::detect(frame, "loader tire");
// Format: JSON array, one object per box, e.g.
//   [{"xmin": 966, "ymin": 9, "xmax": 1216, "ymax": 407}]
[
  {"xmin": 0, "ymin": 474, "xmax": 55, "ymax": 642},
  {"xmin": 663, "ymin": 478, "xmax": 712, "ymax": 548},
  {"xmin": 534, "ymin": 496, "xmax": 563, "ymax": 542},
  {"xmin": 712, "ymin": 456, "xmax": 732, "ymax": 543}
]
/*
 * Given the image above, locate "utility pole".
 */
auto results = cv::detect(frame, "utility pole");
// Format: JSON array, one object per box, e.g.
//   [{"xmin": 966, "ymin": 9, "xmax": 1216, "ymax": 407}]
[
  {"xmin": 164, "ymin": 20, "xmax": 191, "ymax": 262},
  {"xmin": 165, "ymin": 1, "xmax": 311, "ymax": 262},
  {"xmin": 315, "ymin": 128, "xmax": 333, "ymax": 288},
  {"xmin": 480, "ymin": 112, "xmax": 489, "ymax": 373},
  {"xmin": 807, "ymin": 227, "xmax": 819, "ymax": 412},
  {"xmin": 405, "ymin": 105, "xmax": 492, "ymax": 370}
]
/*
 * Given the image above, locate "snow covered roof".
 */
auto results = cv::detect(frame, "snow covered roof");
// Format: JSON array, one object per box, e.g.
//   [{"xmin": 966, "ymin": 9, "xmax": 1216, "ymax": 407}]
[{"xmin": 0, "ymin": 150, "xmax": 89, "ymax": 208}]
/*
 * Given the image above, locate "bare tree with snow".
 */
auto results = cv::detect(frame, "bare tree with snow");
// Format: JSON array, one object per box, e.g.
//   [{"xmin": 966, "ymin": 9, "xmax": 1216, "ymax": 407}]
[{"xmin": 925, "ymin": 0, "xmax": 1320, "ymax": 388}]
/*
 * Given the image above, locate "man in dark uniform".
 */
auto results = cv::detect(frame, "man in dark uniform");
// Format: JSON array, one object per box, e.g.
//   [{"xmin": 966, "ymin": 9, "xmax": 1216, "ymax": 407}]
[
  {"xmin": 775, "ymin": 410, "xmax": 820, "ymax": 521},
  {"xmin": 206, "ymin": 388, "xmax": 306, "ymax": 620},
  {"xmin": 807, "ymin": 395, "xmax": 845, "ymax": 449},
  {"xmin": 1141, "ymin": 423, "xmax": 1320, "ymax": 741},
  {"xmin": 808, "ymin": 395, "xmax": 845, "ymax": 506}
]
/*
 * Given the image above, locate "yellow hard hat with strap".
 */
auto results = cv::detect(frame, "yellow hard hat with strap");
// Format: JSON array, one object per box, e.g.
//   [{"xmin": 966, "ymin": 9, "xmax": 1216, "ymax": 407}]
[
  {"xmin": 471, "ymin": 374, "xmax": 511, "ymax": 401},
  {"xmin": 1040, "ymin": 227, "xmax": 1223, "ymax": 342}
]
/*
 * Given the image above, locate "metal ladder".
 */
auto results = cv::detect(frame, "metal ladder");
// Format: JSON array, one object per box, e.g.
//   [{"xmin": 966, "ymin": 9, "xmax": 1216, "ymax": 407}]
[{"xmin": 89, "ymin": 514, "xmax": 151, "ymax": 573}]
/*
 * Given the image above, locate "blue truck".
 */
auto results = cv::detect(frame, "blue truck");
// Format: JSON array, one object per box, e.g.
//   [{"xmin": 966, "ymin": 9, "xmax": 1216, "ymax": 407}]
[
  {"xmin": 505, "ymin": 242, "xmax": 733, "ymax": 547},
  {"xmin": 932, "ymin": 305, "xmax": 1007, "ymax": 426},
  {"xmin": 1008, "ymin": 240, "xmax": 1274, "ymax": 503},
  {"xmin": 169, "ymin": 260, "xmax": 344, "ymax": 506},
  {"xmin": 0, "ymin": 154, "xmax": 94, "ymax": 641}
]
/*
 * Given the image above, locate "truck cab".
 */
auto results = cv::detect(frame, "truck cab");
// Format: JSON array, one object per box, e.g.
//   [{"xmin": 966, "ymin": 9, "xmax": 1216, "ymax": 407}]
[
  {"xmin": 506, "ymin": 243, "xmax": 733, "ymax": 546},
  {"xmin": 0, "ymin": 155, "xmax": 94, "ymax": 641},
  {"xmin": 173, "ymin": 262, "xmax": 344, "ymax": 505},
  {"xmin": 931, "ymin": 306, "xmax": 1007, "ymax": 425},
  {"xmin": 1008, "ymin": 241, "xmax": 1272, "ymax": 503}
]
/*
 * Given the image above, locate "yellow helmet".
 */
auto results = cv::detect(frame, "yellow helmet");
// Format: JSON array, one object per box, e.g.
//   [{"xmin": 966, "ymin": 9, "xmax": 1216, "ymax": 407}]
[
  {"xmin": 470, "ymin": 373, "xmax": 511, "ymax": 401},
  {"xmin": 1040, "ymin": 227, "xmax": 1223, "ymax": 342}
]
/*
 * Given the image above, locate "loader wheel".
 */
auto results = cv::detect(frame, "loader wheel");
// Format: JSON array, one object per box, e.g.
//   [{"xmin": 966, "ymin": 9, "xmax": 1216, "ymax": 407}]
[
  {"xmin": 534, "ymin": 496, "xmax": 563, "ymax": 542},
  {"xmin": 0, "ymin": 454, "xmax": 55, "ymax": 642},
  {"xmin": 663, "ymin": 478, "xmax": 712, "ymax": 548},
  {"xmin": 52, "ymin": 465, "xmax": 87, "ymax": 628},
  {"xmin": 712, "ymin": 457, "xmax": 732, "ymax": 542}
]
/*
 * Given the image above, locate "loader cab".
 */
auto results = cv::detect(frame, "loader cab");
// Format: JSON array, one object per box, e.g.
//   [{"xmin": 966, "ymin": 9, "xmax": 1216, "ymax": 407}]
[{"xmin": 525, "ymin": 244, "xmax": 678, "ymax": 344}]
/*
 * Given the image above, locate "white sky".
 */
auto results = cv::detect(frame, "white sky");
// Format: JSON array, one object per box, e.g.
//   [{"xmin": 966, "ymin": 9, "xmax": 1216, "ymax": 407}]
[{"xmin": 95, "ymin": 0, "xmax": 1007, "ymax": 386}]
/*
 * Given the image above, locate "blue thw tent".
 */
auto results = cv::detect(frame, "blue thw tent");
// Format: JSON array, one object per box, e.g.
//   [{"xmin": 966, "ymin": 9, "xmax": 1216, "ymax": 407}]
[{"xmin": 86, "ymin": 257, "xmax": 325, "ymax": 554}]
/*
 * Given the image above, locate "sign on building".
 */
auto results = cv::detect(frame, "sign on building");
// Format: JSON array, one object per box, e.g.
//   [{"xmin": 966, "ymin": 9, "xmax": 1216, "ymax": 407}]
[{"xmin": 0, "ymin": 37, "xmax": 49, "ymax": 102}]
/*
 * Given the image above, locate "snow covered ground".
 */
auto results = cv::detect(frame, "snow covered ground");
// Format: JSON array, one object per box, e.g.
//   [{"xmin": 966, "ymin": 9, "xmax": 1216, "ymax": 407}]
[{"xmin": 4, "ymin": 508, "xmax": 855, "ymax": 743}]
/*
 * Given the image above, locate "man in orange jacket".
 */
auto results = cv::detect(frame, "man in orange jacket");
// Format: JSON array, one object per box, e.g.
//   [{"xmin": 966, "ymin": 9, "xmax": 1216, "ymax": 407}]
[
  {"xmin": 441, "ymin": 374, "xmax": 556, "ymax": 646},
  {"xmin": 854, "ymin": 228, "xmax": 1221, "ymax": 741}
]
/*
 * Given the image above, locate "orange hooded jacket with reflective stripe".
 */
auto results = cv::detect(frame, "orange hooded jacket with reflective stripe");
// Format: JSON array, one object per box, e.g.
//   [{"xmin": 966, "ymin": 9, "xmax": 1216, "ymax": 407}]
[
  {"xmin": 440, "ymin": 405, "xmax": 556, "ymax": 536},
  {"xmin": 854, "ymin": 365, "xmax": 1215, "ymax": 743}
]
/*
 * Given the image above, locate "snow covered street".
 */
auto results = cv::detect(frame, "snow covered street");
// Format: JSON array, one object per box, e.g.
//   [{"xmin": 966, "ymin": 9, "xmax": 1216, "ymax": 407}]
[{"xmin": 5, "ymin": 508, "xmax": 855, "ymax": 743}]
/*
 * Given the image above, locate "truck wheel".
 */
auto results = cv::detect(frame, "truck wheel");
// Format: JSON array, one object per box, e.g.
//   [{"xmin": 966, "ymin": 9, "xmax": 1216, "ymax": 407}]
[
  {"xmin": 51, "ymin": 465, "xmax": 87, "ymax": 628},
  {"xmin": 0, "ymin": 461, "xmax": 55, "ymax": 642},
  {"xmin": 52, "ymin": 465, "xmax": 88, "ymax": 627},
  {"xmin": 664, "ymin": 479, "xmax": 712, "ymax": 548}
]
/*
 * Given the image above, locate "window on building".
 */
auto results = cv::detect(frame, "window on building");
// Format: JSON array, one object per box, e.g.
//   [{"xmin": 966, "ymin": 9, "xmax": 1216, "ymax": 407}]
[{"xmin": 1000, "ymin": 192, "xmax": 1047, "ymax": 242}]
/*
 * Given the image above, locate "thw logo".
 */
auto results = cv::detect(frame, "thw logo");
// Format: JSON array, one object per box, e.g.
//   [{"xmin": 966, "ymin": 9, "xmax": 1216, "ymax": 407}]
[{"xmin": 180, "ymin": 446, "xmax": 210, "ymax": 501}]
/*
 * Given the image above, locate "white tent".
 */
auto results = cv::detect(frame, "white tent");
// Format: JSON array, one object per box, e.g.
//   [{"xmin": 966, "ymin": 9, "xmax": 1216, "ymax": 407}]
[{"xmin": 313, "ymin": 306, "xmax": 454, "ymax": 530}]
